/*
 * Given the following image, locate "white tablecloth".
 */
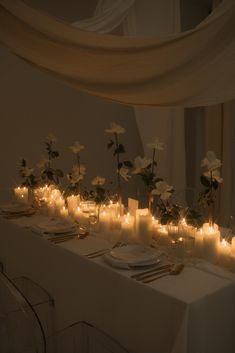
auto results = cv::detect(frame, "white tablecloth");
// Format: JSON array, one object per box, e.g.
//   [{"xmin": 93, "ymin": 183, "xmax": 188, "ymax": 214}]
[{"xmin": 0, "ymin": 215, "xmax": 235, "ymax": 353}]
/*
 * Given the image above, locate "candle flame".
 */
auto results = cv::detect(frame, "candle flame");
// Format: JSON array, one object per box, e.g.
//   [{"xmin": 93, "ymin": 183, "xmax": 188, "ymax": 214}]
[{"xmin": 221, "ymin": 239, "xmax": 229, "ymax": 247}]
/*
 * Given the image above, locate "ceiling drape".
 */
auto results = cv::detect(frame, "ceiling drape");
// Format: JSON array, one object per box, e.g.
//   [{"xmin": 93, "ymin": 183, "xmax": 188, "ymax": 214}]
[
  {"xmin": 0, "ymin": 0, "xmax": 235, "ymax": 107},
  {"xmin": 72, "ymin": 0, "xmax": 135, "ymax": 34}
]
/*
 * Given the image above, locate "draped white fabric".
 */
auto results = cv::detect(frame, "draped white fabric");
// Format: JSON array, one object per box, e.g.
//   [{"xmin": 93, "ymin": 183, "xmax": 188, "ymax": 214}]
[
  {"xmin": 72, "ymin": 0, "xmax": 135, "ymax": 34},
  {"xmin": 123, "ymin": 0, "xmax": 186, "ymax": 192},
  {"xmin": 0, "ymin": 0, "xmax": 235, "ymax": 107}
]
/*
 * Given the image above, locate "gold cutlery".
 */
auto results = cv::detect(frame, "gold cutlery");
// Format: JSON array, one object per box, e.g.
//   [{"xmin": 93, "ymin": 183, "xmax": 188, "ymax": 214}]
[
  {"xmin": 47, "ymin": 233, "xmax": 79, "ymax": 243},
  {"xmin": 85, "ymin": 242, "xmax": 123, "ymax": 258},
  {"xmin": 131, "ymin": 263, "xmax": 173, "ymax": 280},
  {"xmin": 142, "ymin": 263, "xmax": 184, "ymax": 283}
]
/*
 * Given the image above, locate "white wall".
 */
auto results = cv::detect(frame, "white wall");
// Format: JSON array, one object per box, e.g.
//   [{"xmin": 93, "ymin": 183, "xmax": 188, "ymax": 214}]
[{"xmin": 0, "ymin": 46, "xmax": 143, "ymax": 203}]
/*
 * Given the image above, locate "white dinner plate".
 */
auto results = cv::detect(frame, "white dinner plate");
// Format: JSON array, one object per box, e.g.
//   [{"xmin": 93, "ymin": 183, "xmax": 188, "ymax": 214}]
[
  {"xmin": 36, "ymin": 219, "xmax": 77, "ymax": 234},
  {"xmin": 110, "ymin": 245, "xmax": 158, "ymax": 264},
  {"xmin": 0, "ymin": 203, "xmax": 33, "ymax": 214},
  {"xmin": 105, "ymin": 245, "xmax": 162, "ymax": 269}
]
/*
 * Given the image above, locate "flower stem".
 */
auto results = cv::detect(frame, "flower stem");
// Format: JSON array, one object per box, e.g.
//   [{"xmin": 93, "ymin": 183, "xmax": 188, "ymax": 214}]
[
  {"xmin": 151, "ymin": 148, "xmax": 156, "ymax": 175},
  {"xmin": 209, "ymin": 170, "xmax": 214, "ymax": 226},
  {"xmin": 114, "ymin": 132, "xmax": 121, "ymax": 201},
  {"xmin": 76, "ymin": 153, "xmax": 81, "ymax": 194}
]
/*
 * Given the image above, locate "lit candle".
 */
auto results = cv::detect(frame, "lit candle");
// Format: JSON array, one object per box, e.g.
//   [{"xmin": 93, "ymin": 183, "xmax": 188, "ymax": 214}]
[
  {"xmin": 194, "ymin": 228, "xmax": 204, "ymax": 257},
  {"xmin": 67, "ymin": 195, "xmax": 78, "ymax": 215},
  {"xmin": 14, "ymin": 186, "xmax": 28, "ymax": 204},
  {"xmin": 99, "ymin": 210, "xmax": 111, "ymax": 236},
  {"xmin": 60, "ymin": 206, "xmax": 68, "ymax": 218},
  {"xmin": 121, "ymin": 213, "xmax": 135, "ymax": 242},
  {"xmin": 218, "ymin": 239, "xmax": 231, "ymax": 267},
  {"xmin": 135, "ymin": 209, "xmax": 152, "ymax": 245},
  {"xmin": 202, "ymin": 223, "xmax": 220, "ymax": 263},
  {"xmin": 231, "ymin": 236, "xmax": 235, "ymax": 256}
]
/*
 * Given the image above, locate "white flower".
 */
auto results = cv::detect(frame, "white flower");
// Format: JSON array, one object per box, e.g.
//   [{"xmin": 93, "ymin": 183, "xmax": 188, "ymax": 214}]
[
  {"xmin": 68, "ymin": 164, "xmax": 86, "ymax": 184},
  {"xmin": 105, "ymin": 122, "xmax": 125, "ymax": 134},
  {"xmin": 69, "ymin": 141, "xmax": 85, "ymax": 154},
  {"xmin": 46, "ymin": 134, "xmax": 57, "ymax": 143},
  {"xmin": 152, "ymin": 180, "xmax": 173, "ymax": 201},
  {"xmin": 132, "ymin": 156, "xmax": 151, "ymax": 174},
  {"xmin": 201, "ymin": 151, "xmax": 222, "ymax": 171},
  {"xmin": 119, "ymin": 167, "xmax": 131, "ymax": 181},
  {"xmin": 22, "ymin": 166, "xmax": 34, "ymax": 177},
  {"xmin": 204, "ymin": 169, "xmax": 223, "ymax": 183},
  {"xmin": 147, "ymin": 137, "xmax": 165, "ymax": 150},
  {"xmin": 37, "ymin": 156, "xmax": 50, "ymax": 169},
  {"xmin": 92, "ymin": 176, "xmax": 106, "ymax": 186}
]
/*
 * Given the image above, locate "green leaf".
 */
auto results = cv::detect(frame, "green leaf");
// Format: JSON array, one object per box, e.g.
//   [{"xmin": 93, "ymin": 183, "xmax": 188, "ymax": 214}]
[
  {"xmin": 212, "ymin": 179, "xmax": 219, "ymax": 190},
  {"xmin": 114, "ymin": 144, "xmax": 125, "ymax": 156},
  {"xmin": 123, "ymin": 161, "xmax": 133, "ymax": 168},
  {"xmin": 107, "ymin": 140, "xmax": 114, "ymax": 149},
  {"xmin": 200, "ymin": 175, "xmax": 211, "ymax": 187},
  {"xmin": 117, "ymin": 162, "xmax": 123, "ymax": 170}
]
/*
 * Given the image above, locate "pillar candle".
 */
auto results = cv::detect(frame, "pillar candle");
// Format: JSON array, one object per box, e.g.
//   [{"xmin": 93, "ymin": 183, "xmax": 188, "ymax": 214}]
[
  {"xmin": 135, "ymin": 209, "xmax": 152, "ymax": 245},
  {"xmin": 218, "ymin": 239, "xmax": 231, "ymax": 267},
  {"xmin": 202, "ymin": 223, "xmax": 220, "ymax": 263},
  {"xmin": 67, "ymin": 195, "xmax": 78, "ymax": 215},
  {"xmin": 14, "ymin": 186, "xmax": 28, "ymax": 204},
  {"xmin": 121, "ymin": 214, "xmax": 135, "ymax": 242},
  {"xmin": 194, "ymin": 228, "xmax": 204, "ymax": 257}
]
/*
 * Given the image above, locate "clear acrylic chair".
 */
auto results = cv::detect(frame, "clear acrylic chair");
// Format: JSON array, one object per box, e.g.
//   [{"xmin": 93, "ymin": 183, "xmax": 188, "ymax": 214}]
[
  {"xmin": 0, "ymin": 268, "xmax": 47, "ymax": 353},
  {"xmin": 47, "ymin": 321, "xmax": 129, "ymax": 353}
]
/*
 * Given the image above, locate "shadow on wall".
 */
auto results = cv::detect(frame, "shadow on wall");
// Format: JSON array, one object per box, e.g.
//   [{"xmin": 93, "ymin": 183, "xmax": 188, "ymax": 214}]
[{"xmin": 0, "ymin": 47, "xmax": 143, "ymax": 203}]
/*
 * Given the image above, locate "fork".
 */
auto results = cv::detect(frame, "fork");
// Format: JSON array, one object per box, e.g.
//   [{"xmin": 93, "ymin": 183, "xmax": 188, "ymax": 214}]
[
  {"xmin": 142, "ymin": 263, "xmax": 184, "ymax": 283},
  {"xmin": 131, "ymin": 263, "xmax": 173, "ymax": 280},
  {"xmin": 85, "ymin": 241, "xmax": 123, "ymax": 258}
]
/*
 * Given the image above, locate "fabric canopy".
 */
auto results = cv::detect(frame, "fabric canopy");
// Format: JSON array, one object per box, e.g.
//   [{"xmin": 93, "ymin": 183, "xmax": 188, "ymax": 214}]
[
  {"xmin": 0, "ymin": 0, "xmax": 235, "ymax": 107},
  {"xmin": 72, "ymin": 0, "xmax": 135, "ymax": 34}
]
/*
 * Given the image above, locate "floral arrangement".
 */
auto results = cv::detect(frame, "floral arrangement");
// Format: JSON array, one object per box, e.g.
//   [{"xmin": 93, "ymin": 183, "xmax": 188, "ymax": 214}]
[
  {"xmin": 38, "ymin": 134, "xmax": 63, "ymax": 186},
  {"xmin": 17, "ymin": 158, "xmax": 38, "ymax": 188},
  {"xmin": 132, "ymin": 137, "xmax": 164, "ymax": 211},
  {"xmin": 198, "ymin": 151, "xmax": 223, "ymax": 225},
  {"xmin": 65, "ymin": 141, "xmax": 86, "ymax": 196},
  {"xmin": 105, "ymin": 122, "xmax": 132, "ymax": 201},
  {"xmin": 91, "ymin": 176, "xmax": 107, "ymax": 204}
]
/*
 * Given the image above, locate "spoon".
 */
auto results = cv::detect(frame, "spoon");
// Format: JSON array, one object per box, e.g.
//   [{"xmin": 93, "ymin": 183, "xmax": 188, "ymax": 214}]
[{"xmin": 142, "ymin": 263, "xmax": 184, "ymax": 283}]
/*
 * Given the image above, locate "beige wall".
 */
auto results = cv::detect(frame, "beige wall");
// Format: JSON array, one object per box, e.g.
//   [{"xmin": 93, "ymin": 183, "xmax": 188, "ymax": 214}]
[{"xmin": 0, "ymin": 47, "xmax": 143, "ymax": 202}]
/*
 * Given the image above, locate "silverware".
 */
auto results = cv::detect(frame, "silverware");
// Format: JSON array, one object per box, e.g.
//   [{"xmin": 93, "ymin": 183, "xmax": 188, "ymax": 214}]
[
  {"xmin": 47, "ymin": 233, "xmax": 79, "ymax": 243},
  {"xmin": 85, "ymin": 242, "xmax": 123, "ymax": 258},
  {"xmin": 142, "ymin": 263, "xmax": 184, "ymax": 283},
  {"xmin": 131, "ymin": 263, "xmax": 173, "ymax": 280}
]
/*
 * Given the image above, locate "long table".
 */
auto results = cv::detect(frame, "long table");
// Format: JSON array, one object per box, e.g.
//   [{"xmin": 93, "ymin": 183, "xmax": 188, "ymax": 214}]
[{"xmin": 0, "ymin": 215, "xmax": 235, "ymax": 353}]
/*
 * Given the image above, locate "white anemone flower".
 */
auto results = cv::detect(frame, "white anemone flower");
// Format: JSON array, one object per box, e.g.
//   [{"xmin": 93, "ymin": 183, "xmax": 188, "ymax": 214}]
[
  {"xmin": 147, "ymin": 137, "xmax": 165, "ymax": 150},
  {"xmin": 69, "ymin": 141, "xmax": 85, "ymax": 154},
  {"xmin": 204, "ymin": 169, "xmax": 223, "ymax": 183},
  {"xmin": 201, "ymin": 151, "xmax": 222, "ymax": 171},
  {"xmin": 46, "ymin": 134, "xmax": 57, "ymax": 143},
  {"xmin": 68, "ymin": 165, "xmax": 85, "ymax": 184},
  {"xmin": 91, "ymin": 176, "xmax": 106, "ymax": 186},
  {"xmin": 152, "ymin": 180, "xmax": 173, "ymax": 201},
  {"xmin": 119, "ymin": 167, "xmax": 131, "ymax": 181},
  {"xmin": 132, "ymin": 156, "xmax": 151, "ymax": 174},
  {"xmin": 105, "ymin": 122, "xmax": 125, "ymax": 134}
]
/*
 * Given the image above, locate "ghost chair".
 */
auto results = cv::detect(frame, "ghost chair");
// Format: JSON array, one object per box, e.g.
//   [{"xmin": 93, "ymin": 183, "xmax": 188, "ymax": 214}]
[{"xmin": 47, "ymin": 321, "xmax": 129, "ymax": 353}]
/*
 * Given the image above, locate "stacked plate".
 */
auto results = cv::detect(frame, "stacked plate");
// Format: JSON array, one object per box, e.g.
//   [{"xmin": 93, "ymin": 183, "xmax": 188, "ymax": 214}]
[
  {"xmin": 104, "ymin": 245, "xmax": 162, "ymax": 269},
  {"xmin": 32, "ymin": 219, "xmax": 78, "ymax": 236},
  {"xmin": 0, "ymin": 203, "xmax": 35, "ymax": 218}
]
